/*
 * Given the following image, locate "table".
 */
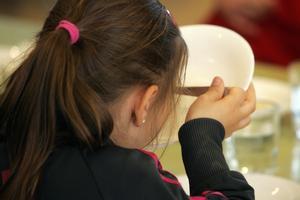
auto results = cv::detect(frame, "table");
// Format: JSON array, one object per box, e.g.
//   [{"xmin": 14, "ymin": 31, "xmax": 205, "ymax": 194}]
[{"xmin": 155, "ymin": 64, "xmax": 300, "ymax": 183}]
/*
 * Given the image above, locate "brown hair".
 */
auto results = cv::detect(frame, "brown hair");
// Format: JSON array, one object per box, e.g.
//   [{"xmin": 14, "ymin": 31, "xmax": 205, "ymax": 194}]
[{"xmin": 0, "ymin": 0, "xmax": 187, "ymax": 199}]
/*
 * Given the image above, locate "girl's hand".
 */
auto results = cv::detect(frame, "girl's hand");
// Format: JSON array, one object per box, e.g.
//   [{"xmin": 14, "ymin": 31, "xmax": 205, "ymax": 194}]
[{"xmin": 185, "ymin": 77, "xmax": 256, "ymax": 138}]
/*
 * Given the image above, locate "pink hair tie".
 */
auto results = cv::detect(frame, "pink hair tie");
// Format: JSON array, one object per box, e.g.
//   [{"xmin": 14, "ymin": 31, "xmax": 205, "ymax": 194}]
[{"xmin": 56, "ymin": 20, "xmax": 80, "ymax": 45}]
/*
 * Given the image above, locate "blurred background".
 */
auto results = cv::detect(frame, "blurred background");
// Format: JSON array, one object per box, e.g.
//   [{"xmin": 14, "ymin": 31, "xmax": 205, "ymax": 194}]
[
  {"xmin": 1, "ymin": 0, "xmax": 300, "ymax": 195},
  {"xmin": 1, "ymin": 0, "xmax": 300, "ymax": 66}
]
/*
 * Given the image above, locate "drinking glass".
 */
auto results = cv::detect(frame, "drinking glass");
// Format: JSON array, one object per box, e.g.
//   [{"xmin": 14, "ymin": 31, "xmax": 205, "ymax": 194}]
[
  {"xmin": 289, "ymin": 61, "xmax": 300, "ymax": 140},
  {"xmin": 225, "ymin": 100, "xmax": 281, "ymax": 174}
]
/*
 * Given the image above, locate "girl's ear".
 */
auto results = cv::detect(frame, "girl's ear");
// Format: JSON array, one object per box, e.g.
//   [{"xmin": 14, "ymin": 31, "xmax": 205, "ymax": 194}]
[{"xmin": 133, "ymin": 85, "xmax": 158, "ymax": 127}]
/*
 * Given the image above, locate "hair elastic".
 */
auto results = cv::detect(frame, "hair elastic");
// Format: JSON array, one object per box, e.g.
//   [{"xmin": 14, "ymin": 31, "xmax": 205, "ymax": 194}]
[{"xmin": 56, "ymin": 20, "xmax": 80, "ymax": 45}]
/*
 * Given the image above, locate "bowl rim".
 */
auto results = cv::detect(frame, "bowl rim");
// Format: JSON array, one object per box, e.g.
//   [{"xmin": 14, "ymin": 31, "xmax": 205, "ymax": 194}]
[{"xmin": 179, "ymin": 24, "xmax": 255, "ymax": 90}]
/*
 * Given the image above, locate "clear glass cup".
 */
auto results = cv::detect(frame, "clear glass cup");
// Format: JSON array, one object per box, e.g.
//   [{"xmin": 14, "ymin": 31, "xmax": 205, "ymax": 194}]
[
  {"xmin": 289, "ymin": 61, "xmax": 300, "ymax": 140},
  {"xmin": 225, "ymin": 99, "xmax": 281, "ymax": 174},
  {"xmin": 291, "ymin": 141, "xmax": 300, "ymax": 182}
]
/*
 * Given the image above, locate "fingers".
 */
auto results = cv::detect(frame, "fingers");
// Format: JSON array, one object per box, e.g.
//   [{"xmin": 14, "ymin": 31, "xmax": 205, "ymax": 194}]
[
  {"xmin": 246, "ymin": 83, "xmax": 256, "ymax": 104},
  {"xmin": 230, "ymin": 85, "xmax": 256, "ymax": 136},
  {"xmin": 224, "ymin": 87, "xmax": 247, "ymax": 105},
  {"xmin": 237, "ymin": 117, "xmax": 252, "ymax": 130},
  {"xmin": 204, "ymin": 77, "xmax": 225, "ymax": 101},
  {"xmin": 240, "ymin": 83, "xmax": 256, "ymax": 117}
]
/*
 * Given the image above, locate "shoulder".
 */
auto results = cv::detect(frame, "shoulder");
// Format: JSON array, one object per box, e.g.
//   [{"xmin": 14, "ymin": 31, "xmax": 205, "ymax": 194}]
[
  {"xmin": 39, "ymin": 145, "xmax": 167, "ymax": 200},
  {"xmin": 38, "ymin": 146, "xmax": 103, "ymax": 200},
  {"xmin": 84, "ymin": 146, "xmax": 166, "ymax": 199},
  {"xmin": 84, "ymin": 146, "xmax": 185, "ymax": 199}
]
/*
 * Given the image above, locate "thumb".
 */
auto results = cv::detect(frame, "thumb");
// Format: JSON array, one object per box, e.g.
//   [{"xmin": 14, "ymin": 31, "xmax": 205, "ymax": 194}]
[{"xmin": 205, "ymin": 77, "xmax": 225, "ymax": 101}]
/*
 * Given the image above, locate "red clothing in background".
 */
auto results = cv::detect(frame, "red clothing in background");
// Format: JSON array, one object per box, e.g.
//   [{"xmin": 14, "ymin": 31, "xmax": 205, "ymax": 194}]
[{"xmin": 207, "ymin": 0, "xmax": 300, "ymax": 67}]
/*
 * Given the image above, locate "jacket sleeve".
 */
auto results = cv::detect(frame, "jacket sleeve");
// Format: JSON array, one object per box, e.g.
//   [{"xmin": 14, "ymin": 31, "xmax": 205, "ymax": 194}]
[{"xmin": 178, "ymin": 118, "xmax": 255, "ymax": 200}]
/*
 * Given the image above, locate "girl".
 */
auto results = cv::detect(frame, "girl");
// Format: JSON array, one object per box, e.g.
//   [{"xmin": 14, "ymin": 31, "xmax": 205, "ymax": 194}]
[{"xmin": 0, "ymin": 0, "xmax": 256, "ymax": 199}]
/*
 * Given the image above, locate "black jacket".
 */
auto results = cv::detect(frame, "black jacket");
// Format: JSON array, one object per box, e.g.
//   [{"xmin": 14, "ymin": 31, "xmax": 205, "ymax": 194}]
[{"xmin": 0, "ymin": 118, "xmax": 254, "ymax": 199}]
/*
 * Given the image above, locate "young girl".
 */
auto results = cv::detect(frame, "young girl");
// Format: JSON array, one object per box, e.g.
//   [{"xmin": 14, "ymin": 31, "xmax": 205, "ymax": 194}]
[{"xmin": 0, "ymin": 0, "xmax": 256, "ymax": 199}]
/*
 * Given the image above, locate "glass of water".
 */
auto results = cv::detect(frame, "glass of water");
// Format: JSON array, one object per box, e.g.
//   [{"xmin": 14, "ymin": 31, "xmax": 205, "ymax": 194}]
[
  {"xmin": 225, "ymin": 100, "xmax": 281, "ymax": 174},
  {"xmin": 289, "ymin": 61, "xmax": 300, "ymax": 140}
]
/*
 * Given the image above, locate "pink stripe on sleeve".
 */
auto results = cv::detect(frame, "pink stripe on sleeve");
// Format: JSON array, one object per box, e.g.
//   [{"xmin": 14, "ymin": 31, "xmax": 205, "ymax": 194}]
[
  {"xmin": 202, "ymin": 190, "xmax": 227, "ymax": 198},
  {"xmin": 138, "ymin": 149, "xmax": 181, "ymax": 186},
  {"xmin": 1, "ymin": 169, "xmax": 11, "ymax": 184},
  {"xmin": 138, "ymin": 149, "xmax": 159, "ymax": 168},
  {"xmin": 190, "ymin": 191, "xmax": 227, "ymax": 200},
  {"xmin": 190, "ymin": 197, "xmax": 207, "ymax": 200},
  {"xmin": 160, "ymin": 174, "xmax": 181, "ymax": 186}
]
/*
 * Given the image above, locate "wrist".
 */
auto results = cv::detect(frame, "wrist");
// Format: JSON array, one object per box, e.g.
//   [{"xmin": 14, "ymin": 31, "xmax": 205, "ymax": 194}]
[
  {"xmin": 180, "ymin": 118, "xmax": 225, "ymax": 142},
  {"xmin": 178, "ymin": 118, "xmax": 229, "ymax": 183}
]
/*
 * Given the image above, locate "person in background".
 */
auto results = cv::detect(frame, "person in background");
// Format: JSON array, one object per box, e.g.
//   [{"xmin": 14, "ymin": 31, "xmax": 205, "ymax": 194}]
[
  {"xmin": 207, "ymin": 0, "xmax": 300, "ymax": 66},
  {"xmin": 0, "ymin": 0, "xmax": 255, "ymax": 199}
]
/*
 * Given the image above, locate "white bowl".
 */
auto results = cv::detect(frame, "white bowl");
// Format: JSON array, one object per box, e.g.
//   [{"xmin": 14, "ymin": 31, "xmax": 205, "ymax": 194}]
[{"xmin": 180, "ymin": 25, "xmax": 255, "ymax": 90}]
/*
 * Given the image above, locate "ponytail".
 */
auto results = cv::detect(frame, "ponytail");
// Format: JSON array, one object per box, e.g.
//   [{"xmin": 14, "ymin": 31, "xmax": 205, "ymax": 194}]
[{"xmin": 0, "ymin": 24, "xmax": 113, "ymax": 200}]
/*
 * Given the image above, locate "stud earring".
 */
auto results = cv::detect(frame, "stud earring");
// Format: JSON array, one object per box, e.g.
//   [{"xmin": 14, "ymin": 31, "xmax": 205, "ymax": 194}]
[{"xmin": 142, "ymin": 119, "xmax": 146, "ymax": 124}]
